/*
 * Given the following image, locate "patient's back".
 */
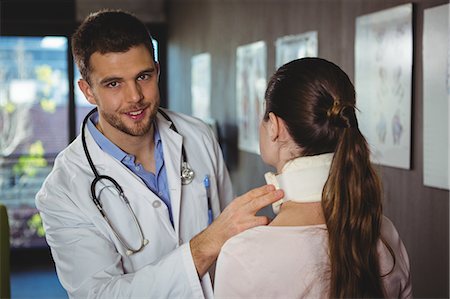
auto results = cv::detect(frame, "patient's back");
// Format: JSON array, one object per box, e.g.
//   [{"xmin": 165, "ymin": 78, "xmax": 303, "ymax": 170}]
[{"xmin": 214, "ymin": 216, "xmax": 412, "ymax": 299}]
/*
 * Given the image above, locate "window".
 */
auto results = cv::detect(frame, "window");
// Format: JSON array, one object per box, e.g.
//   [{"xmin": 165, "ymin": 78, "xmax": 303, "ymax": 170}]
[{"xmin": 0, "ymin": 36, "xmax": 69, "ymax": 247}]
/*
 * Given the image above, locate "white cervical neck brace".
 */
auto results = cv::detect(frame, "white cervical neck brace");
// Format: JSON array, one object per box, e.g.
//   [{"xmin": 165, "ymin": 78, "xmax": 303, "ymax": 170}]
[{"xmin": 264, "ymin": 153, "xmax": 334, "ymax": 214}]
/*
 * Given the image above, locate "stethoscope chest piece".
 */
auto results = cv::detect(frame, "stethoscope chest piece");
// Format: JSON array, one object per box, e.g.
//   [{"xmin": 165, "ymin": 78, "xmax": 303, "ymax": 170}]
[
  {"xmin": 158, "ymin": 108, "xmax": 196, "ymax": 185},
  {"xmin": 181, "ymin": 161, "xmax": 195, "ymax": 185}
]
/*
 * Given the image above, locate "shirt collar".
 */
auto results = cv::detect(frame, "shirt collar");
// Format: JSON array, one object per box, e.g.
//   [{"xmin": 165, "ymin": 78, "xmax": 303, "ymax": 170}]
[{"xmin": 86, "ymin": 111, "xmax": 160, "ymax": 162}]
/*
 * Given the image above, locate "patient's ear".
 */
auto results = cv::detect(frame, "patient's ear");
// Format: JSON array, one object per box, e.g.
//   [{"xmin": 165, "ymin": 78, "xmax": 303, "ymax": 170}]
[
  {"xmin": 268, "ymin": 112, "xmax": 291, "ymax": 143},
  {"xmin": 267, "ymin": 112, "xmax": 279, "ymax": 142}
]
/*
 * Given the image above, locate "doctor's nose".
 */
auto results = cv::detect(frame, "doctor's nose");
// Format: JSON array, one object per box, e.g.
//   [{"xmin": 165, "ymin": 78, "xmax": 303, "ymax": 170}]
[{"xmin": 126, "ymin": 82, "xmax": 144, "ymax": 103}]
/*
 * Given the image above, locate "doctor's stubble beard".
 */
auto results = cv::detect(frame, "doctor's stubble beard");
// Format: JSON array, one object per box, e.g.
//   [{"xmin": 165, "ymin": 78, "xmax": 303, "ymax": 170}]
[{"xmin": 99, "ymin": 105, "xmax": 158, "ymax": 137}]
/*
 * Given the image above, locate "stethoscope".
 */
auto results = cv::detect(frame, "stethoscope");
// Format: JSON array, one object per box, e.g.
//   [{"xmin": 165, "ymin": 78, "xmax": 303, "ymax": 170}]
[{"xmin": 81, "ymin": 107, "xmax": 195, "ymax": 255}]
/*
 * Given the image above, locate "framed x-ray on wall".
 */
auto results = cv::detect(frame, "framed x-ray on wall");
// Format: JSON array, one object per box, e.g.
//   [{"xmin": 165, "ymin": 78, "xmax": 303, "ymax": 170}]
[
  {"xmin": 275, "ymin": 31, "xmax": 318, "ymax": 69},
  {"xmin": 191, "ymin": 52, "xmax": 211, "ymax": 122},
  {"xmin": 423, "ymin": 3, "xmax": 449, "ymax": 190},
  {"xmin": 236, "ymin": 41, "xmax": 267, "ymax": 154},
  {"xmin": 355, "ymin": 3, "xmax": 413, "ymax": 169}
]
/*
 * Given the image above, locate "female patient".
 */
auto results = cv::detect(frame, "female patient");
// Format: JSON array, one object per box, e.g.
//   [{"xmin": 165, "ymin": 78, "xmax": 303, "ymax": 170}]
[{"xmin": 214, "ymin": 58, "xmax": 412, "ymax": 298}]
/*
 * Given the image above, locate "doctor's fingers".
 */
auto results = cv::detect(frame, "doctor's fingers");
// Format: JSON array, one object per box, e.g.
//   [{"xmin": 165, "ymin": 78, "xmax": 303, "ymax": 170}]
[
  {"xmin": 234, "ymin": 184, "xmax": 276, "ymax": 204},
  {"xmin": 238, "ymin": 186, "xmax": 284, "ymax": 213},
  {"xmin": 243, "ymin": 215, "xmax": 271, "ymax": 227}
]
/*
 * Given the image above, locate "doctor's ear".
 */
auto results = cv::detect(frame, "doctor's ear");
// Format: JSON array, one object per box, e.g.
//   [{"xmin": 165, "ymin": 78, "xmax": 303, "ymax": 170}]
[
  {"xmin": 155, "ymin": 62, "xmax": 161, "ymax": 82},
  {"xmin": 78, "ymin": 79, "xmax": 97, "ymax": 105}
]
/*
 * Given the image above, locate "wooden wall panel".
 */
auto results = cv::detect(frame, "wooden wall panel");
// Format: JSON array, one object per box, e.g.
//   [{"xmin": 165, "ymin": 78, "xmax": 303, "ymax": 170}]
[{"xmin": 167, "ymin": 0, "xmax": 449, "ymax": 297}]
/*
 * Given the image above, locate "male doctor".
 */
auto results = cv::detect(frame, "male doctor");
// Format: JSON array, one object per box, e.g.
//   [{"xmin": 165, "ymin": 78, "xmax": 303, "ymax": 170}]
[{"xmin": 35, "ymin": 9, "xmax": 283, "ymax": 299}]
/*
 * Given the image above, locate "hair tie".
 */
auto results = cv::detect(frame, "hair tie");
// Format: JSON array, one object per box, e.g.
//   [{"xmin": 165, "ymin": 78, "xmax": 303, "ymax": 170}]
[{"xmin": 328, "ymin": 101, "xmax": 358, "ymax": 129}]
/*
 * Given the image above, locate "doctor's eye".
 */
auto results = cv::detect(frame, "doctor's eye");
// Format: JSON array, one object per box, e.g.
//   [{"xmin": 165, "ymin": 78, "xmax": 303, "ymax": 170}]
[
  {"xmin": 137, "ymin": 73, "xmax": 151, "ymax": 81},
  {"xmin": 106, "ymin": 81, "xmax": 120, "ymax": 88}
]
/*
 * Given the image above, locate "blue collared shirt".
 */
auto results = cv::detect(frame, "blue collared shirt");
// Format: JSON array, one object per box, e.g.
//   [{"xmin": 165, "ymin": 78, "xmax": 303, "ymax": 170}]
[{"xmin": 87, "ymin": 112, "xmax": 173, "ymax": 224}]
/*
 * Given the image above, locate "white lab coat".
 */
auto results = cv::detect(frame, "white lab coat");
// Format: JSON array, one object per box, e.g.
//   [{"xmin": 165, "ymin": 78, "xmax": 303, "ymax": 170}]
[{"xmin": 36, "ymin": 109, "xmax": 233, "ymax": 299}]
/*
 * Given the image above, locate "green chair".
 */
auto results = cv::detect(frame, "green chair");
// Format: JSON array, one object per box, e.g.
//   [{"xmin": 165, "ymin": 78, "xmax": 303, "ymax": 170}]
[{"xmin": 0, "ymin": 204, "xmax": 10, "ymax": 299}]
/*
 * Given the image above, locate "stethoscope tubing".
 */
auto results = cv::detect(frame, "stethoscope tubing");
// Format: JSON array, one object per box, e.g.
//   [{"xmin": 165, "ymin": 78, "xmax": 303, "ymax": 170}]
[{"xmin": 81, "ymin": 107, "xmax": 194, "ymax": 255}]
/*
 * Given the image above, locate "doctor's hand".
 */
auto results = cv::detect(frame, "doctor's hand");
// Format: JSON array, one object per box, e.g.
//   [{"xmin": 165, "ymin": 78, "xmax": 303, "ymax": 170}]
[{"xmin": 190, "ymin": 184, "xmax": 283, "ymax": 277}]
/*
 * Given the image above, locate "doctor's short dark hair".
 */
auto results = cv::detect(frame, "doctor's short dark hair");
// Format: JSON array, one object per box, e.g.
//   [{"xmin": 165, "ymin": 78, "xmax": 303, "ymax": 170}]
[{"xmin": 72, "ymin": 9, "xmax": 156, "ymax": 83}]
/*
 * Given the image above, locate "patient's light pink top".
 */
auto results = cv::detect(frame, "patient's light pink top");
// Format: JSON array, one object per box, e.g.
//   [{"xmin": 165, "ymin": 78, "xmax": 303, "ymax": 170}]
[{"xmin": 214, "ymin": 216, "xmax": 412, "ymax": 298}]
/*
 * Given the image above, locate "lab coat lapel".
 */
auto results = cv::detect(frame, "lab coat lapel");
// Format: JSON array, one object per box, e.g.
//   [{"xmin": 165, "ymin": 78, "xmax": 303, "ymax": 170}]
[{"xmin": 157, "ymin": 112, "xmax": 183, "ymax": 239}]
